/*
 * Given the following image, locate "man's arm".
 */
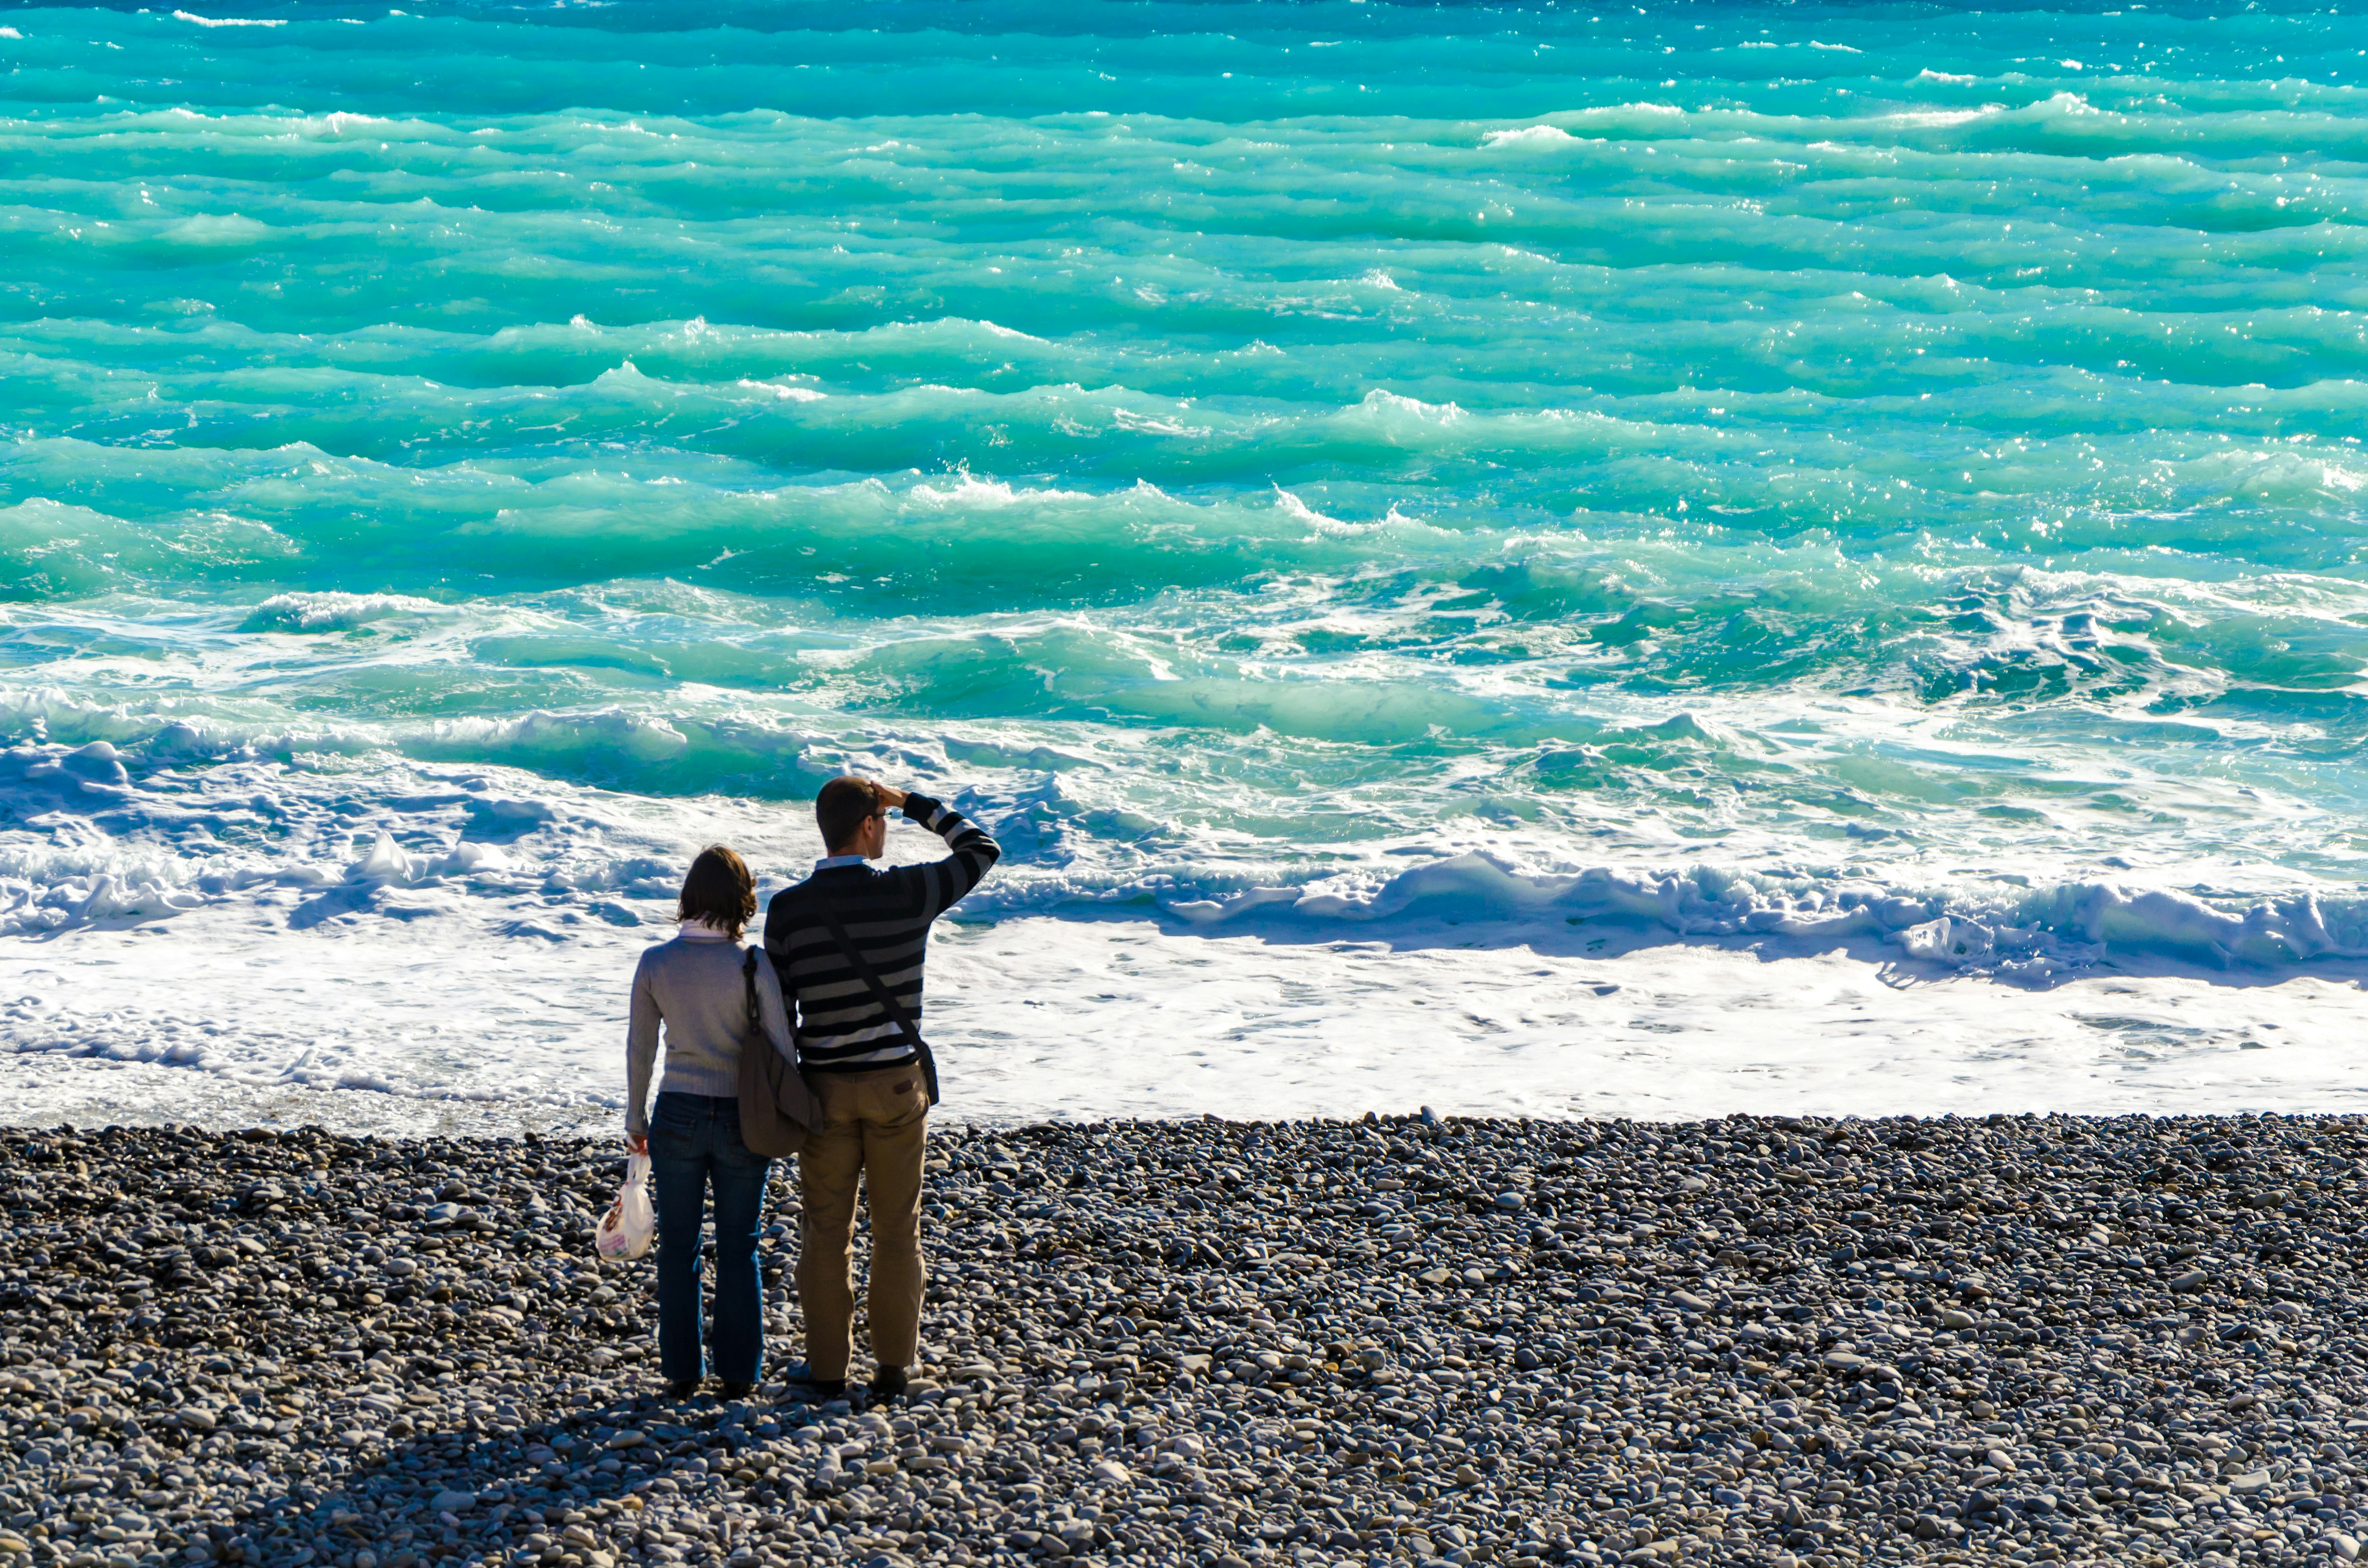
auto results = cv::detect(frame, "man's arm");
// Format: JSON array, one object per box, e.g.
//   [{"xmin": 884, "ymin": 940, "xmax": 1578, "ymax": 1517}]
[{"xmin": 893, "ymin": 786, "xmax": 1000, "ymax": 920}]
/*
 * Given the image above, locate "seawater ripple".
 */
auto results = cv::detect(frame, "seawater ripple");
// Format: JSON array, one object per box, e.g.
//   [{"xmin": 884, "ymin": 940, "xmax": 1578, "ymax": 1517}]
[{"xmin": 3, "ymin": 0, "xmax": 2367, "ymax": 1039}]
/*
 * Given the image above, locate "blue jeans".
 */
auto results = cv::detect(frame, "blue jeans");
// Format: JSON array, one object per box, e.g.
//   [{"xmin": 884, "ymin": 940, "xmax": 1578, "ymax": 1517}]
[{"xmin": 647, "ymin": 1092, "xmax": 773, "ymax": 1384}]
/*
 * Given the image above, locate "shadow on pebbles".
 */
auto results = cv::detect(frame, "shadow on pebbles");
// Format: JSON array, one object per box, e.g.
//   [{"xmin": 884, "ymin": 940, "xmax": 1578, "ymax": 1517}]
[{"xmin": 1, "ymin": 1113, "xmax": 2364, "ymax": 1568}]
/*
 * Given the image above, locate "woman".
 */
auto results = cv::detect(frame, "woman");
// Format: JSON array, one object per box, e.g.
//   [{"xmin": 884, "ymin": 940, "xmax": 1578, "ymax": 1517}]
[{"xmin": 624, "ymin": 844, "xmax": 796, "ymax": 1399}]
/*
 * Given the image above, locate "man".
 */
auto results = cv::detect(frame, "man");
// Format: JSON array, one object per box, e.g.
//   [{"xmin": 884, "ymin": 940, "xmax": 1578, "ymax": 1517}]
[{"xmin": 765, "ymin": 775, "xmax": 1000, "ymax": 1399}]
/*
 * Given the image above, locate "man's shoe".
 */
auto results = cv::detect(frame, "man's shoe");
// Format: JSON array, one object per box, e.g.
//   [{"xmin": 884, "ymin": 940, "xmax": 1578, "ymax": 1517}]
[
  {"xmin": 720, "ymin": 1381, "xmax": 753, "ymax": 1401},
  {"xmin": 869, "ymin": 1365, "xmax": 910, "ymax": 1400},
  {"xmin": 664, "ymin": 1378, "xmax": 700, "ymax": 1400},
  {"xmin": 780, "ymin": 1362, "xmax": 847, "ymax": 1401}
]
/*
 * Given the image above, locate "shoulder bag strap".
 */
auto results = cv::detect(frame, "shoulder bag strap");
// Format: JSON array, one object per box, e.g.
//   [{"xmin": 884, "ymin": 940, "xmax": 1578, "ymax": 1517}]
[
  {"xmin": 743, "ymin": 946, "xmax": 779, "ymax": 1096},
  {"xmin": 814, "ymin": 899, "xmax": 941, "ymax": 1106}
]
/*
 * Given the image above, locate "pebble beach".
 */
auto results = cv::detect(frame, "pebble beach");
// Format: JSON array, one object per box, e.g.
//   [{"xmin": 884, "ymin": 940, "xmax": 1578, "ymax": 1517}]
[{"xmin": 2, "ymin": 1114, "xmax": 2364, "ymax": 1568}]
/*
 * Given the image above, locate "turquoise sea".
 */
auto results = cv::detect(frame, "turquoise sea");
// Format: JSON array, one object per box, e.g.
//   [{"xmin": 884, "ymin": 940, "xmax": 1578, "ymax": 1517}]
[{"xmin": 3, "ymin": 2, "xmax": 2365, "ymax": 1124}]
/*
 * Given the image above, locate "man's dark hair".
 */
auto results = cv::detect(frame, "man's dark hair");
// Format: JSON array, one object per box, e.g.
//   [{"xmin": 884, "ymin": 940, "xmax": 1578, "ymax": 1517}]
[
  {"xmin": 815, "ymin": 776, "xmax": 883, "ymax": 854},
  {"xmin": 677, "ymin": 844, "xmax": 757, "ymax": 939}
]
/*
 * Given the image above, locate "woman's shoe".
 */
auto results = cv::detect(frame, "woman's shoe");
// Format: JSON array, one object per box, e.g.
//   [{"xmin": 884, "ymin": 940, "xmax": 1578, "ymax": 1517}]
[
  {"xmin": 869, "ymin": 1365, "xmax": 910, "ymax": 1399},
  {"xmin": 720, "ymin": 1381, "xmax": 753, "ymax": 1400},
  {"xmin": 664, "ymin": 1378, "xmax": 701, "ymax": 1400}
]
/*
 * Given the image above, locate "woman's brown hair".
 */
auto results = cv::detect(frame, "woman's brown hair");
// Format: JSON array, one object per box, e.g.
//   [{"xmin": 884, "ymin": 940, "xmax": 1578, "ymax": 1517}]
[{"xmin": 676, "ymin": 844, "xmax": 757, "ymax": 940}]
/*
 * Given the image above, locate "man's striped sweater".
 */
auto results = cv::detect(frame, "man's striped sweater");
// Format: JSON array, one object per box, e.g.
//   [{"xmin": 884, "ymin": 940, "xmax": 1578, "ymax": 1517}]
[{"xmin": 762, "ymin": 792, "xmax": 1001, "ymax": 1073}]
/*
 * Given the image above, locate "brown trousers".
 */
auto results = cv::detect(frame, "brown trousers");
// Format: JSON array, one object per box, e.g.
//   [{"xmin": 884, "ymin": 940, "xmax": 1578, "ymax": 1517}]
[{"xmin": 795, "ymin": 1063, "xmax": 929, "ymax": 1382}]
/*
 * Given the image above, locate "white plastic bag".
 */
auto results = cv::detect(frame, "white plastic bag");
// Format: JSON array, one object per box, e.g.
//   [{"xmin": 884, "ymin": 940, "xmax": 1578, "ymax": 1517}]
[{"xmin": 596, "ymin": 1152, "xmax": 655, "ymax": 1261}]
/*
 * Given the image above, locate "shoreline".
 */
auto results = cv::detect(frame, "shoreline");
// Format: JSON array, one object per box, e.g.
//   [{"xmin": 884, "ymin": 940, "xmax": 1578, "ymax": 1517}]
[
  {"xmin": 10, "ymin": 919, "xmax": 2368, "ymax": 1138},
  {"xmin": 3, "ymin": 1113, "xmax": 2363, "ymax": 1567}
]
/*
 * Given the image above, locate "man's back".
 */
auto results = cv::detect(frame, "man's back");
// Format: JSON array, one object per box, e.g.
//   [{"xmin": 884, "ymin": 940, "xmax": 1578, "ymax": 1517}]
[{"xmin": 763, "ymin": 790, "xmax": 999, "ymax": 1072}]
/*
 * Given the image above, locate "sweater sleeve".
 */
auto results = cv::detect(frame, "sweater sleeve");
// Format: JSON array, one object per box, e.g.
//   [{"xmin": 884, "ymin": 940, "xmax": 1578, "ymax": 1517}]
[
  {"xmin": 899, "ymin": 790, "xmax": 1001, "ymax": 920},
  {"xmin": 625, "ymin": 952, "xmax": 662, "ymax": 1138},
  {"xmin": 753, "ymin": 948, "xmax": 798, "ymax": 1068},
  {"xmin": 761, "ymin": 895, "xmax": 803, "ymax": 1036}
]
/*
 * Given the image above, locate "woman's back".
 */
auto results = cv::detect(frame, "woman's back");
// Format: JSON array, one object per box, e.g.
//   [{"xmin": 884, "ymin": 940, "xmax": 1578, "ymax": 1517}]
[
  {"xmin": 622, "ymin": 842, "xmax": 787, "ymax": 1400},
  {"xmin": 629, "ymin": 928, "xmax": 761, "ymax": 1106}
]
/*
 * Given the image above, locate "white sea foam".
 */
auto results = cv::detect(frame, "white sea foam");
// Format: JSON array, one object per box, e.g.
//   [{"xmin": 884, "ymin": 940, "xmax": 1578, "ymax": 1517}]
[
  {"xmin": 1566, "ymin": 102, "xmax": 1686, "ymax": 121},
  {"xmin": 1482, "ymin": 125, "xmax": 1576, "ymax": 148},
  {"xmin": 736, "ymin": 378, "xmax": 828, "ymax": 401},
  {"xmin": 1270, "ymin": 485, "xmax": 1353, "ymax": 533},
  {"xmin": 1352, "ymin": 387, "xmax": 1464, "ymax": 424},
  {"xmin": 1158, "ymin": 854, "xmax": 2368, "ymax": 977},
  {"xmin": 1882, "ymin": 107, "xmax": 2002, "ymax": 128},
  {"xmin": 242, "ymin": 591, "xmax": 449, "ymax": 631},
  {"xmin": 908, "ymin": 474, "xmax": 1095, "ymax": 507},
  {"xmin": 11, "ymin": 898, "xmax": 2364, "ymax": 1136}
]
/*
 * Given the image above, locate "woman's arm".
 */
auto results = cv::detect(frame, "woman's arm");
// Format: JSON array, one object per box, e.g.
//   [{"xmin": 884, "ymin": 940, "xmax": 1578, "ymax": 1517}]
[
  {"xmin": 625, "ymin": 953, "xmax": 662, "ymax": 1147},
  {"xmin": 754, "ymin": 949, "xmax": 798, "ymax": 1065}
]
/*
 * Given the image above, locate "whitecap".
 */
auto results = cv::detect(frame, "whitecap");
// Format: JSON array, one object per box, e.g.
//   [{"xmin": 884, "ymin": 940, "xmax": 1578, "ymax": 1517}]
[
  {"xmin": 908, "ymin": 474, "xmax": 1093, "ymax": 506},
  {"xmin": 1139, "ymin": 854, "xmax": 2368, "ymax": 980},
  {"xmin": 1482, "ymin": 125, "xmax": 1576, "ymax": 148},
  {"xmin": 346, "ymin": 832, "xmax": 512, "ymax": 889},
  {"xmin": 1110, "ymin": 405, "xmax": 1210, "ymax": 437},
  {"xmin": 1568, "ymin": 101, "xmax": 1686, "ymax": 120},
  {"xmin": 1272, "ymin": 486, "xmax": 1355, "ymax": 533},
  {"xmin": 241, "ymin": 591, "xmax": 447, "ymax": 632},
  {"xmin": 1884, "ymin": 107, "xmax": 2004, "ymax": 127},
  {"xmin": 2030, "ymin": 90, "xmax": 2100, "ymax": 116},
  {"xmin": 1355, "ymin": 387, "xmax": 1465, "ymax": 423},
  {"xmin": 427, "ymin": 708, "xmax": 691, "ymax": 764},
  {"xmin": 594, "ymin": 359, "xmax": 646, "ymax": 383},
  {"xmin": 736, "ymin": 378, "xmax": 827, "ymax": 402}
]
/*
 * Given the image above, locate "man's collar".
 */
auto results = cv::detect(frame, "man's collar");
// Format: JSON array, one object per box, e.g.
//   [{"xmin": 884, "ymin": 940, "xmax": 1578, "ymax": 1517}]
[{"xmin": 814, "ymin": 854, "xmax": 870, "ymax": 871}]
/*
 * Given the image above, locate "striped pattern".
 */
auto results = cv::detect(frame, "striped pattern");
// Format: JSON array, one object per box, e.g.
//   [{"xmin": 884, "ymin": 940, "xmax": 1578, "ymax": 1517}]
[{"xmin": 763, "ymin": 793, "xmax": 1000, "ymax": 1072}]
